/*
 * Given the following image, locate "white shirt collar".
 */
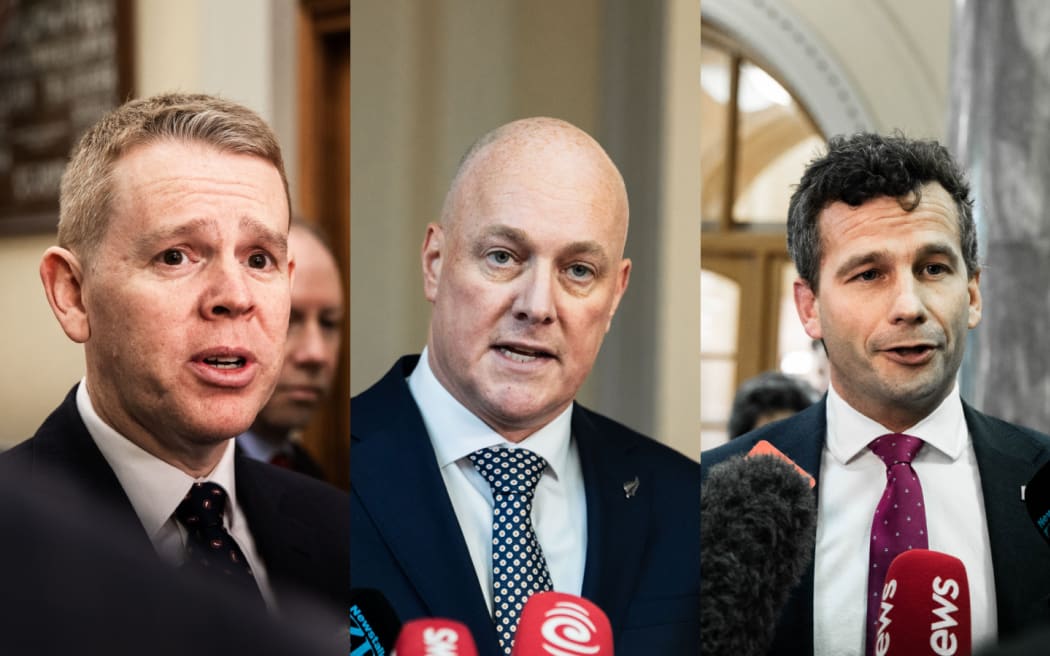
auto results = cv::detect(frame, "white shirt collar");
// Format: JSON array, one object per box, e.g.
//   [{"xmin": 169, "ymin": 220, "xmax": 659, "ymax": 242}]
[
  {"xmin": 825, "ymin": 380, "xmax": 967, "ymax": 465},
  {"xmin": 76, "ymin": 378, "xmax": 240, "ymax": 540},
  {"xmin": 406, "ymin": 347, "xmax": 573, "ymax": 480}
]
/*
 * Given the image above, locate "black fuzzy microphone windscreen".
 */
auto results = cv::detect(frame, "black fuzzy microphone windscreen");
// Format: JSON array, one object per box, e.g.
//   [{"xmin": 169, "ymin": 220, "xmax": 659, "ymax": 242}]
[{"xmin": 701, "ymin": 453, "xmax": 818, "ymax": 656}]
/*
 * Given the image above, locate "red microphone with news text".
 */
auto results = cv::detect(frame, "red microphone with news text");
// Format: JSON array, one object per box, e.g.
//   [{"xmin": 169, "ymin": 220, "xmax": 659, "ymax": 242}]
[
  {"xmin": 874, "ymin": 549, "xmax": 971, "ymax": 656},
  {"xmin": 394, "ymin": 618, "xmax": 479, "ymax": 656}
]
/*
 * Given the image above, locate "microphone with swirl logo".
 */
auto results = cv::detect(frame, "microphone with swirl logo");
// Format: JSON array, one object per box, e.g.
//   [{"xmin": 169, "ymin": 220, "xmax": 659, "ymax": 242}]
[{"xmin": 511, "ymin": 591, "xmax": 614, "ymax": 655}]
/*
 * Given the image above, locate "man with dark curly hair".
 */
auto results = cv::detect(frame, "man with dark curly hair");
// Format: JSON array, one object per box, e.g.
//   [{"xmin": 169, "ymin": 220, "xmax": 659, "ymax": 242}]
[{"xmin": 702, "ymin": 132, "xmax": 1050, "ymax": 655}]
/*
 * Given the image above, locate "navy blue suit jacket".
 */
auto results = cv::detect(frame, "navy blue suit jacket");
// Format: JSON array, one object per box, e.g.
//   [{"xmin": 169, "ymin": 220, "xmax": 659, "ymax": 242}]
[
  {"xmin": 351, "ymin": 356, "xmax": 700, "ymax": 656},
  {"xmin": 0, "ymin": 385, "xmax": 350, "ymax": 611},
  {"xmin": 701, "ymin": 398, "xmax": 1050, "ymax": 654}
]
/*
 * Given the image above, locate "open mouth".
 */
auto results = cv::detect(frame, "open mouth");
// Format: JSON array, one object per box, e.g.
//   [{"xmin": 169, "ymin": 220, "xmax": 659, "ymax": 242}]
[
  {"xmin": 203, "ymin": 355, "xmax": 247, "ymax": 369},
  {"xmin": 882, "ymin": 343, "xmax": 938, "ymax": 365},
  {"xmin": 496, "ymin": 345, "xmax": 553, "ymax": 364},
  {"xmin": 890, "ymin": 345, "xmax": 932, "ymax": 357}
]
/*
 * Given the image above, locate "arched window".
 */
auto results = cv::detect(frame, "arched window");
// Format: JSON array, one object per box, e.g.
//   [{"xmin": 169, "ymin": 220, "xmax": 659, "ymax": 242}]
[{"xmin": 700, "ymin": 23, "xmax": 827, "ymax": 448}]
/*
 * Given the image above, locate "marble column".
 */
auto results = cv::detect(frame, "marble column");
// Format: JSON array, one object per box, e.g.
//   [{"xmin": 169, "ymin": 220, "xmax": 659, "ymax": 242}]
[{"xmin": 949, "ymin": 0, "xmax": 1050, "ymax": 432}]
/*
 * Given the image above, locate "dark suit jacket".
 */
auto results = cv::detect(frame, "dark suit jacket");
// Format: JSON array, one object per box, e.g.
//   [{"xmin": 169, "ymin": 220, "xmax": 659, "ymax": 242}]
[
  {"xmin": 0, "ymin": 468, "xmax": 339, "ymax": 656},
  {"xmin": 701, "ymin": 398, "xmax": 1050, "ymax": 654},
  {"xmin": 0, "ymin": 385, "xmax": 350, "ymax": 611},
  {"xmin": 351, "ymin": 356, "xmax": 700, "ymax": 656}
]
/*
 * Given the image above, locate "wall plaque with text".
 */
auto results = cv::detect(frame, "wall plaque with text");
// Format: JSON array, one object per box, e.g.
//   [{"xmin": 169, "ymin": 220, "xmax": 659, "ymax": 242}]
[{"xmin": 0, "ymin": 0, "xmax": 132, "ymax": 236}]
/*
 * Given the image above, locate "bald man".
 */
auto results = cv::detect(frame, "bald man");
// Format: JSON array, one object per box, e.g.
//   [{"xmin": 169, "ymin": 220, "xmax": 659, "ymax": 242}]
[
  {"xmin": 350, "ymin": 118, "xmax": 699, "ymax": 656},
  {"xmin": 239, "ymin": 223, "xmax": 344, "ymax": 480}
]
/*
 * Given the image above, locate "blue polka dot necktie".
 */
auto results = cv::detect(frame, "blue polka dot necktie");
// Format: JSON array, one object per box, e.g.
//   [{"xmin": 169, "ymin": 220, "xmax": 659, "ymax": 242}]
[
  {"xmin": 469, "ymin": 448, "xmax": 554, "ymax": 656},
  {"xmin": 174, "ymin": 482, "xmax": 262, "ymax": 600},
  {"xmin": 865, "ymin": 433, "xmax": 928, "ymax": 656}
]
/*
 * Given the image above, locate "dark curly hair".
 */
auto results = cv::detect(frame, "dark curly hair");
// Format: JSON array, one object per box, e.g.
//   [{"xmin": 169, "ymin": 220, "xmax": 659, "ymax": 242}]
[
  {"xmin": 787, "ymin": 132, "xmax": 977, "ymax": 292},
  {"xmin": 727, "ymin": 371, "xmax": 818, "ymax": 439}
]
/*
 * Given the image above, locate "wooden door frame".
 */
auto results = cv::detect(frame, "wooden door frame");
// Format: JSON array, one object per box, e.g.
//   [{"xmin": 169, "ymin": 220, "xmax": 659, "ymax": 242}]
[{"xmin": 296, "ymin": 0, "xmax": 350, "ymax": 489}]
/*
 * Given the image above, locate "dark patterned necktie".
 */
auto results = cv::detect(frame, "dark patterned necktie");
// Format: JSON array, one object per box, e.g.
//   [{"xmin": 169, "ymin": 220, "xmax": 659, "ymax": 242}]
[
  {"xmin": 865, "ymin": 433, "xmax": 928, "ymax": 655},
  {"xmin": 174, "ymin": 482, "xmax": 261, "ymax": 598},
  {"xmin": 469, "ymin": 448, "xmax": 554, "ymax": 656}
]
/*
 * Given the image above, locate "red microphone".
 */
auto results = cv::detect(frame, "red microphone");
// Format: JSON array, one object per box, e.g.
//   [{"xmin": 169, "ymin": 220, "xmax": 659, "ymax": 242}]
[
  {"xmin": 511, "ymin": 591, "xmax": 614, "ymax": 656},
  {"xmin": 875, "ymin": 549, "xmax": 971, "ymax": 656},
  {"xmin": 393, "ymin": 618, "xmax": 479, "ymax": 656}
]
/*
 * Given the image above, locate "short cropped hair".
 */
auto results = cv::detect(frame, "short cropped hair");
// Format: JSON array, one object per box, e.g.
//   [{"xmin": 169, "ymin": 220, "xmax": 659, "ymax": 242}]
[
  {"xmin": 787, "ymin": 132, "xmax": 976, "ymax": 292},
  {"xmin": 59, "ymin": 92, "xmax": 290, "ymax": 262},
  {"xmin": 727, "ymin": 371, "xmax": 819, "ymax": 439}
]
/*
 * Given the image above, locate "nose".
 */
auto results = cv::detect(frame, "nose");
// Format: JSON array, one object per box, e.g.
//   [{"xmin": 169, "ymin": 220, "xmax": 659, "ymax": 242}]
[
  {"xmin": 201, "ymin": 257, "xmax": 255, "ymax": 320},
  {"xmin": 889, "ymin": 273, "xmax": 927, "ymax": 325},
  {"xmin": 288, "ymin": 317, "xmax": 329, "ymax": 368},
  {"xmin": 512, "ymin": 264, "xmax": 557, "ymax": 325}
]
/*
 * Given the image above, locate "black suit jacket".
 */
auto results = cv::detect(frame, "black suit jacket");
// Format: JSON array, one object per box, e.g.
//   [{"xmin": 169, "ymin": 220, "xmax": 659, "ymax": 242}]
[
  {"xmin": 351, "ymin": 356, "xmax": 700, "ymax": 656},
  {"xmin": 0, "ymin": 385, "xmax": 350, "ymax": 611},
  {"xmin": 701, "ymin": 398, "xmax": 1050, "ymax": 654}
]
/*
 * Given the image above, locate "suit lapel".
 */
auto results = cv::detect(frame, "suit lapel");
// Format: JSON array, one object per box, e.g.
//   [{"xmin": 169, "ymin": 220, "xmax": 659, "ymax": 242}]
[
  {"xmin": 351, "ymin": 358, "xmax": 497, "ymax": 646},
  {"xmin": 762, "ymin": 399, "xmax": 826, "ymax": 656},
  {"xmin": 24, "ymin": 386, "xmax": 155, "ymax": 556},
  {"xmin": 574, "ymin": 406, "xmax": 651, "ymax": 632},
  {"xmin": 966, "ymin": 403, "xmax": 1050, "ymax": 634}
]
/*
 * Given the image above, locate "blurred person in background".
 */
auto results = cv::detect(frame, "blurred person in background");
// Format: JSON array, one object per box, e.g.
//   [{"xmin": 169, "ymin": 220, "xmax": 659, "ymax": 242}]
[
  {"xmin": 238, "ymin": 220, "xmax": 344, "ymax": 480},
  {"xmin": 727, "ymin": 370, "xmax": 819, "ymax": 439}
]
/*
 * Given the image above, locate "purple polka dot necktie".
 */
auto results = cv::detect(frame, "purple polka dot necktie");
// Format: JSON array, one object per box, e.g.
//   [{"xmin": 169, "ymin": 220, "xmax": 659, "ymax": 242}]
[
  {"xmin": 468, "ymin": 448, "xmax": 554, "ymax": 656},
  {"xmin": 174, "ymin": 482, "xmax": 261, "ymax": 599},
  {"xmin": 865, "ymin": 433, "xmax": 928, "ymax": 655}
]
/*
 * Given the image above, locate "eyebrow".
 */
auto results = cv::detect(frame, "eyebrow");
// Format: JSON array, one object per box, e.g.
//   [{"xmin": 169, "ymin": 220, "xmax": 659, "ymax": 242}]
[
  {"xmin": 131, "ymin": 216, "xmax": 288, "ymax": 259},
  {"xmin": 479, "ymin": 224, "xmax": 529, "ymax": 245},
  {"xmin": 240, "ymin": 215, "xmax": 289, "ymax": 259},
  {"xmin": 915, "ymin": 242, "xmax": 962, "ymax": 268},
  {"xmin": 132, "ymin": 218, "xmax": 214, "ymax": 255}
]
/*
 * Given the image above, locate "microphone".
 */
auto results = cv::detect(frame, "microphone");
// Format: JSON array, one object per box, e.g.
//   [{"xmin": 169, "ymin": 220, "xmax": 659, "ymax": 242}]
[
  {"xmin": 747, "ymin": 439, "xmax": 815, "ymax": 488},
  {"xmin": 1023, "ymin": 460, "xmax": 1050, "ymax": 545},
  {"xmin": 510, "ymin": 591, "xmax": 613, "ymax": 655},
  {"xmin": 350, "ymin": 588, "xmax": 401, "ymax": 656},
  {"xmin": 700, "ymin": 450, "xmax": 817, "ymax": 656},
  {"xmin": 393, "ymin": 618, "xmax": 479, "ymax": 656},
  {"xmin": 874, "ymin": 549, "xmax": 971, "ymax": 656}
]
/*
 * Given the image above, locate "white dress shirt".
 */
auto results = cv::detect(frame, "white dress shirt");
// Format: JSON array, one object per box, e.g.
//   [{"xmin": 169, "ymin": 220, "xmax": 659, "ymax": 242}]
[
  {"xmin": 813, "ymin": 382, "xmax": 996, "ymax": 655},
  {"xmin": 76, "ymin": 379, "xmax": 276, "ymax": 609},
  {"xmin": 407, "ymin": 348, "xmax": 587, "ymax": 614}
]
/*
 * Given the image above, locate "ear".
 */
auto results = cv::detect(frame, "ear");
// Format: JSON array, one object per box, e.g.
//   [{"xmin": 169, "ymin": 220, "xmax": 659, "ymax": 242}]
[
  {"xmin": 967, "ymin": 268, "xmax": 982, "ymax": 329},
  {"xmin": 40, "ymin": 247, "xmax": 90, "ymax": 343},
  {"xmin": 793, "ymin": 278, "xmax": 823, "ymax": 340},
  {"xmin": 604, "ymin": 257, "xmax": 632, "ymax": 333},
  {"xmin": 421, "ymin": 223, "xmax": 444, "ymax": 303}
]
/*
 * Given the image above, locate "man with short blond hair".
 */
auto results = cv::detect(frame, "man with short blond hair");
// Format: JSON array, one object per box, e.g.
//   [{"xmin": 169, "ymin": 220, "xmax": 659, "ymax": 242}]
[{"xmin": 1, "ymin": 93, "xmax": 348, "ymax": 612}]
